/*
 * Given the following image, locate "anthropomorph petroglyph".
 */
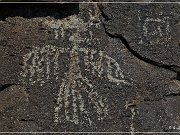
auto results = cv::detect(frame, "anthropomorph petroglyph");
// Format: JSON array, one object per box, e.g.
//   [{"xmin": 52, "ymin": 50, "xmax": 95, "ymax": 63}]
[
  {"xmin": 21, "ymin": 14, "xmax": 129, "ymax": 125},
  {"xmin": 21, "ymin": 44, "xmax": 129, "ymax": 125}
]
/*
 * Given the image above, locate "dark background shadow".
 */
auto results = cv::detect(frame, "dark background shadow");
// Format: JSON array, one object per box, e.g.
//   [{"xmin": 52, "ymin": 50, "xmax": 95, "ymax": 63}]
[{"xmin": 0, "ymin": 3, "xmax": 79, "ymax": 20}]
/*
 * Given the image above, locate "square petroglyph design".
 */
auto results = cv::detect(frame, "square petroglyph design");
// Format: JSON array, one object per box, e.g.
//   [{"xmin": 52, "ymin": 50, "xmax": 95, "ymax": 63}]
[{"xmin": 142, "ymin": 17, "xmax": 171, "ymax": 45}]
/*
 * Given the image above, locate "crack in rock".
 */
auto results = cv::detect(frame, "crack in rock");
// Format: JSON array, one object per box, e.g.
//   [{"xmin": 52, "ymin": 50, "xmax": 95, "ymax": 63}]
[
  {"xmin": 103, "ymin": 29, "xmax": 180, "ymax": 74},
  {"xmin": 98, "ymin": 4, "xmax": 180, "ymax": 79},
  {"xmin": 98, "ymin": 4, "xmax": 180, "ymax": 74}
]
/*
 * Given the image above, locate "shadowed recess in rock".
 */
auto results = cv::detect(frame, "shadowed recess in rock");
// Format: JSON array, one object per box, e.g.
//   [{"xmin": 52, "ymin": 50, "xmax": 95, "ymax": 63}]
[
  {"xmin": 176, "ymin": 72, "xmax": 180, "ymax": 81},
  {"xmin": 0, "ymin": 84, "xmax": 16, "ymax": 92},
  {"xmin": 0, "ymin": 3, "xmax": 79, "ymax": 20}
]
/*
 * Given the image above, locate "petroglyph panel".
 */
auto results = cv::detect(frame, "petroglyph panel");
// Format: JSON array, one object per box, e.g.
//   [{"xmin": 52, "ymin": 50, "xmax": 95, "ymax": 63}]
[
  {"xmin": 20, "ymin": 13, "xmax": 129, "ymax": 126},
  {"xmin": 21, "ymin": 44, "xmax": 129, "ymax": 125},
  {"xmin": 1, "ymin": 3, "xmax": 180, "ymax": 133},
  {"xmin": 142, "ymin": 17, "xmax": 171, "ymax": 45},
  {"xmin": 20, "ymin": 45, "xmax": 70, "ymax": 86},
  {"xmin": 101, "ymin": 3, "xmax": 180, "ymax": 68}
]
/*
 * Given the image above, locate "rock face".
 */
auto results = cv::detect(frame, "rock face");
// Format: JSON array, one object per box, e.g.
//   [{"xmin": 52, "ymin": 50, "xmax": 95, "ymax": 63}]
[
  {"xmin": 0, "ymin": 2, "xmax": 180, "ymax": 133},
  {"xmin": 0, "ymin": 85, "xmax": 28, "ymax": 112},
  {"xmin": 0, "ymin": 0, "xmax": 82, "ymax": 1},
  {"xmin": 101, "ymin": 3, "xmax": 180, "ymax": 71}
]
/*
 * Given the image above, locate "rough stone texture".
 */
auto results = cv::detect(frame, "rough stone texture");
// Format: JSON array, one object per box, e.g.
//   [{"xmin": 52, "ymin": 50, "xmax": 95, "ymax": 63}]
[
  {"xmin": 0, "ymin": 2, "xmax": 180, "ymax": 133},
  {"xmin": 0, "ymin": 0, "xmax": 83, "ymax": 1},
  {"xmin": 0, "ymin": 85, "xmax": 28, "ymax": 112},
  {"xmin": 109, "ymin": 0, "xmax": 179, "ymax": 2},
  {"xmin": 0, "ymin": 0, "xmax": 179, "ymax": 2},
  {"xmin": 101, "ymin": 3, "xmax": 180, "ymax": 71}
]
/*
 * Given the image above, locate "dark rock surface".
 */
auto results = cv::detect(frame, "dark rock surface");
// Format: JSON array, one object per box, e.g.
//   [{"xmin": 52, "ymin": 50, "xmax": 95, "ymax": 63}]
[
  {"xmin": 0, "ymin": 0, "xmax": 83, "ymax": 1},
  {"xmin": 101, "ymin": 3, "xmax": 180, "ymax": 71},
  {"xmin": 0, "ymin": 2, "xmax": 180, "ymax": 133},
  {"xmin": 0, "ymin": 0, "xmax": 179, "ymax": 2}
]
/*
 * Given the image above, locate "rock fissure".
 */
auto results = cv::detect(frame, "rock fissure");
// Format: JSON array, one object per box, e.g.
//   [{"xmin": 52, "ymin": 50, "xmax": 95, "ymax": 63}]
[
  {"xmin": 176, "ymin": 72, "xmax": 180, "ymax": 81},
  {"xmin": 0, "ymin": 3, "xmax": 179, "ymax": 132},
  {"xmin": 103, "ymin": 29, "xmax": 180, "ymax": 74},
  {"xmin": 163, "ymin": 93, "xmax": 180, "ymax": 98},
  {"xmin": 98, "ymin": 4, "xmax": 180, "ymax": 76}
]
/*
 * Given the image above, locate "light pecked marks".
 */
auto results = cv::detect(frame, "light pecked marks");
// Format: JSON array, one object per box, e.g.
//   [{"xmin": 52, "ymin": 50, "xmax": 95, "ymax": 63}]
[
  {"xmin": 21, "ymin": 45, "xmax": 128, "ymax": 87},
  {"xmin": 169, "ymin": 125, "xmax": 180, "ymax": 131},
  {"xmin": 142, "ymin": 17, "xmax": 171, "ymax": 45},
  {"xmin": 125, "ymin": 101, "xmax": 136, "ymax": 135},
  {"xmin": 43, "ymin": 15, "xmax": 87, "ymax": 39},
  {"xmin": 21, "ymin": 13, "xmax": 129, "ymax": 125},
  {"xmin": 21, "ymin": 44, "xmax": 128, "ymax": 125},
  {"xmin": 54, "ymin": 44, "xmax": 128, "ymax": 125},
  {"xmin": 21, "ymin": 45, "xmax": 70, "ymax": 86},
  {"xmin": 130, "ymin": 108, "xmax": 136, "ymax": 135}
]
